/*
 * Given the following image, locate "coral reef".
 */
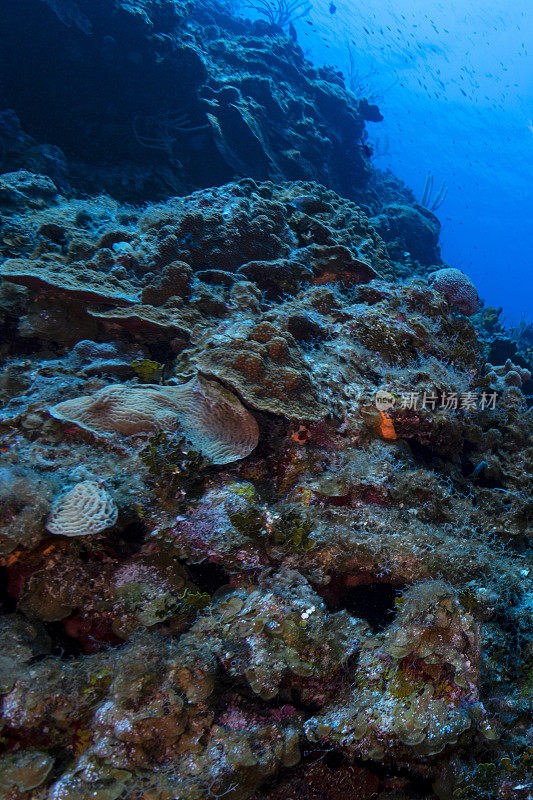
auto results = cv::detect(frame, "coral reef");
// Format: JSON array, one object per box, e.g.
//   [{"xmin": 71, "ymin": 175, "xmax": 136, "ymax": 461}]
[
  {"xmin": 305, "ymin": 581, "xmax": 488, "ymax": 760},
  {"xmin": 0, "ymin": 3, "xmax": 531, "ymax": 798},
  {"xmin": 0, "ymin": 168, "xmax": 530, "ymax": 798},
  {"xmin": 0, "ymin": 0, "xmax": 372, "ymax": 203}
]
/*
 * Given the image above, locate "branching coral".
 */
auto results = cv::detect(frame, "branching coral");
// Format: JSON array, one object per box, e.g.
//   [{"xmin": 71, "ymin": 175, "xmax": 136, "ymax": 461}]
[
  {"xmin": 420, "ymin": 170, "xmax": 448, "ymax": 212},
  {"xmin": 132, "ymin": 109, "xmax": 209, "ymax": 153}
]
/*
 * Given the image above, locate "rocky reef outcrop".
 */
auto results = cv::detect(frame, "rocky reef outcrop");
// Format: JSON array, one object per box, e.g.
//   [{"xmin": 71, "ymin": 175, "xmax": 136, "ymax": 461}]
[
  {"xmin": 0, "ymin": 0, "xmax": 446, "ymax": 273},
  {"xmin": 0, "ymin": 0, "xmax": 369, "ymax": 203},
  {"xmin": 0, "ymin": 1, "xmax": 532, "ymax": 798},
  {"xmin": 0, "ymin": 168, "xmax": 531, "ymax": 800}
]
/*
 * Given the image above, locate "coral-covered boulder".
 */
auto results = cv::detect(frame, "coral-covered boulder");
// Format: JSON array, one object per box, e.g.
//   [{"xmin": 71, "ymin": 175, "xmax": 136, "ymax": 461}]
[
  {"xmin": 429, "ymin": 266, "xmax": 479, "ymax": 315},
  {"xmin": 305, "ymin": 582, "xmax": 490, "ymax": 760}
]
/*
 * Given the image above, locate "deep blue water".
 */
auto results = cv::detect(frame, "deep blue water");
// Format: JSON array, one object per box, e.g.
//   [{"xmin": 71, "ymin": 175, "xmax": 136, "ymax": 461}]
[{"xmin": 278, "ymin": 0, "xmax": 532, "ymax": 324}]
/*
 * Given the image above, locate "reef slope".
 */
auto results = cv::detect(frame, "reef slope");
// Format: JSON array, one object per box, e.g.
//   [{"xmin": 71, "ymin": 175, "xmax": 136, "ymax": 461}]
[{"xmin": 0, "ymin": 170, "xmax": 531, "ymax": 800}]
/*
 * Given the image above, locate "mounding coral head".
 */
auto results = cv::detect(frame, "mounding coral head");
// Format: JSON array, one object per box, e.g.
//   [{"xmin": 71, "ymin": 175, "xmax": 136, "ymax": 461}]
[
  {"xmin": 428, "ymin": 267, "xmax": 479, "ymax": 316},
  {"xmin": 485, "ymin": 358, "xmax": 531, "ymax": 389}
]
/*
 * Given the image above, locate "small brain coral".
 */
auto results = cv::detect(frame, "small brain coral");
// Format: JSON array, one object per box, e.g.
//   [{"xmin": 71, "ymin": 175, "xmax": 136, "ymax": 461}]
[
  {"xmin": 46, "ymin": 481, "xmax": 118, "ymax": 537},
  {"xmin": 429, "ymin": 267, "xmax": 479, "ymax": 316}
]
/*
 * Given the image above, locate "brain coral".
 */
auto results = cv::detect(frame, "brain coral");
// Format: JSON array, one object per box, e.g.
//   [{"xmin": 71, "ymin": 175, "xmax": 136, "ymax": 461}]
[
  {"xmin": 170, "ymin": 374, "xmax": 259, "ymax": 464},
  {"xmin": 49, "ymin": 377, "xmax": 258, "ymax": 464},
  {"xmin": 49, "ymin": 384, "xmax": 184, "ymax": 436},
  {"xmin": 46, "ymin": 481, "xmax": 118, "ymax": 537},
  {"xmin": 428, "ymin": 267, "xmax": 478, "ymax": 316}
]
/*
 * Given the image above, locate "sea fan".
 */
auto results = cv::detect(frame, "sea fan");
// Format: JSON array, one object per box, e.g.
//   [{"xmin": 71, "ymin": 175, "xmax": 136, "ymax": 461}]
[{"xmin": 244, "ymin": 0, "xmax": 312, "ymax": 28}]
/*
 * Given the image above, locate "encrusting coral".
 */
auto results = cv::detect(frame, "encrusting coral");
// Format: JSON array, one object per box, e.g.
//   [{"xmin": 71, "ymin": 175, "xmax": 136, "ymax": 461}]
[
  {"xmin": 0, "ymin": 750, "xmax": 55, "ymax": 797},
  {"xmin": 178, "ymin": 318, "xmax": 327, "ymax": 420},
  {"xmin": 304, "ymin": 581, "xmax": 490, "ymax": 760},
  {"xmin": 0, "ymin": 257, "xmax": 140, "ymax": 306},
  {"xmin": 188, "ymin": 569, "xmax": 368, "ymax": 701}
]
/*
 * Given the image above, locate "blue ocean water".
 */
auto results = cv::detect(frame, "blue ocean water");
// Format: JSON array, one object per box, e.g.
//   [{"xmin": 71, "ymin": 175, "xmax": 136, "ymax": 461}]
[{"xmin": 271, "ymin": 0, "xmax": 532, "ymax": 325}]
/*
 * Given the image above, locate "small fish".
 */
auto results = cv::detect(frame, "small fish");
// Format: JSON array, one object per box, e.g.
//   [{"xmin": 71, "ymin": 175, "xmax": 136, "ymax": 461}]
[{"xmin": 329, "ymin": 2, "xmax": 336, "ymax": 14}]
